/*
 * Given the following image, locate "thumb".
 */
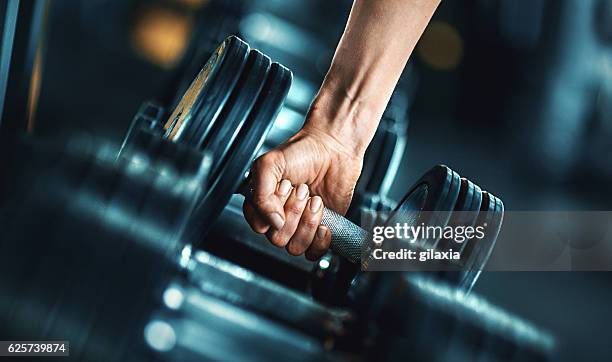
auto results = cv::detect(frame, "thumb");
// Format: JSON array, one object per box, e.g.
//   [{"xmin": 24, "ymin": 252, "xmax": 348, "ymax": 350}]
[{"xmin": 249, "ymin": 152, "xmax": 287, "ymax": 230}]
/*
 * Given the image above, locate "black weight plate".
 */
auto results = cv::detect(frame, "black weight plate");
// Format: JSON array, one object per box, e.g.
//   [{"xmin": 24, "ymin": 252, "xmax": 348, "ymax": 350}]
[
  {"xmin": 385, "ymin": 165, "xmax": 461, "ymax": 251},
  {"xmin": 203, "ymin": 50, "xmax": 271, "ymax": 178},
  {"xmin": 136, "ymin": 171, "xmax": 190, "ymax": 256},
  {"xmin": 188, "ymin": 250, "xmax": 347, "ymax": 339},
  {"xmin": 436, "ymin": 178, "xmax": 483, "ymax": 285},
  {"xmin": 163, "ymin": 36, "xmax": 249, "ymax": 146},
  {"xmin": 456, "ymin": 179, "xmax": 483, "ymax": 255},
  {"xmin": 186, "ymin": 63, "xmax": 292, "ymax": 244},
  {"xmin": 458, "ymin": 191, "xmax": 504, "ymax": 291},
  {"xmin": 437, "ymin": 178, "xmax": 483, "ymax": 252}
]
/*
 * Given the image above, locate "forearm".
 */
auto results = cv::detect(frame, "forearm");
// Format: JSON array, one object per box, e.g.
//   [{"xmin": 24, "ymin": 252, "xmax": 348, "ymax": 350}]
[{"xmin": 306, "ymin": 0, "xmax": 440, "ymax": 155}]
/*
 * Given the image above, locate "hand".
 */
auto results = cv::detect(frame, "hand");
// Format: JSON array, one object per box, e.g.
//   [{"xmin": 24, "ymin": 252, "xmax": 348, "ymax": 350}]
[{"xmin": 243, "ymin": 123, "xmax": 364, "ymax": 260}]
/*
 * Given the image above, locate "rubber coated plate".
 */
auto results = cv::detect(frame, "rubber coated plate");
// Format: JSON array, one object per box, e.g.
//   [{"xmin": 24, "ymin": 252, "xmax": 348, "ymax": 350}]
[
  {"xmin": 203, "ymin": 50, "xmax": 271, "ymax": 178},
  {"xmin": 436, "ymin": 178, "xmax": 483, "ymax": 285},
  {"xmin": 437, "ymin": 178, "xmax": 483, "ymax": 252},
  {"xmin": 456, "ymin": 178, "xmax": 484, "ymax": 255},
  {"xmin": 385, "ymin": 165, "xmax": 461, "ymax": 251},
  {"xmin": 186, "ymin": 62, "xmax": 292, "ymax": 243},
  {"xmin": 458, "ymin": 191, "xmax": 504, "ymax": 291},
  {"xmin": 163, "ymin": 36, "xmax": 249, "ymax": 145}
]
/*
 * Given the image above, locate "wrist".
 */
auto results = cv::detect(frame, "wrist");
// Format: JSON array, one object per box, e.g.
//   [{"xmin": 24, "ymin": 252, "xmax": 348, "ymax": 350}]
[{"xmin": 304, "ymin": 74, "xmax": 386, "ymax": 156}]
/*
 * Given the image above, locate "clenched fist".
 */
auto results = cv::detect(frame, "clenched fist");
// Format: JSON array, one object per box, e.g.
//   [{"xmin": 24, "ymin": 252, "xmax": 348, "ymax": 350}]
[{"xmin": 243, "ymin": 122, "xmax": 364, "ymax": 260}]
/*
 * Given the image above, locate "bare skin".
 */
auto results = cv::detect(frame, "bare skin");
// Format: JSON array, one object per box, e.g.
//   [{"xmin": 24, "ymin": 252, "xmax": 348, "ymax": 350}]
[{"xmin": 244, "ymin": 0, "xmax": 441, "ymax": 260}]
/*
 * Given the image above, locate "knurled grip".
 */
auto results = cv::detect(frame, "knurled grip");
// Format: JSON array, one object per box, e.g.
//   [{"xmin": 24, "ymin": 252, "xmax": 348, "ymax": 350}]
[
  {"xmin": 321, "ymin": 207, "xmax": 369, "ymax": 263},
  {"xmin": 238, "ymin": 182, "xmax": 369, "ymax": 263}
]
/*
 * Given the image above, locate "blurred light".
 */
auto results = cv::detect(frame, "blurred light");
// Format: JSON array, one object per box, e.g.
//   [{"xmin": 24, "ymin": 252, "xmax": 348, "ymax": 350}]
[
  {"xmin": 195, "ymin": 250, "xmax": 254, "ymax": 282},
  {"xmin": 239, "ymin": 12, "xmax": 325, "ymax": 59},
  {"xmin": 27, "ymin": 32, "xmax": 44, "ymax": 133},
  {"xmin": 318, "ymin": 259, "xmax": 330, "ymax": 270},
  {"xmin": 126, "ymin": 154, "xmax": 149, "ymax": 174},
  {"xmin": 286, "ymin": 76, "xmax": 316, "ymax": 109},
  {"xmin": 417, "ymin": 21, "xmax": 463, "ymax": 71},
  {"xmin": 187, "ymin": 292, "xmax": 259, "ymax": 329},
  {"xmin": 131, "ymin": 5, "xmax": 193, "ymax": 68},
  {"xmin": 163, "ymin": 285, "xmax": 185, "ymax": 310},
  {"xmin": 179, "ymin": 245, "xmax": 192, "ymax": 269},
  {"xmin": 144, "ymin": 320, "xmax": 177, "ymax": 352},
  {"xmin": 273, "ymin": 107, "xmax": 303, "ymax": 131}
]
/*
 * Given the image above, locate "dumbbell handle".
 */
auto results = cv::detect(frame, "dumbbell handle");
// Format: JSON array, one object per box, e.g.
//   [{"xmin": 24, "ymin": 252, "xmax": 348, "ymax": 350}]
[
  {"xmin": 237, "ymin": 181, "xmax": 368, "ymax": 263},
  {"xmin": 321, "ymin": 207, "xmax": 368, "ymax": 263}
]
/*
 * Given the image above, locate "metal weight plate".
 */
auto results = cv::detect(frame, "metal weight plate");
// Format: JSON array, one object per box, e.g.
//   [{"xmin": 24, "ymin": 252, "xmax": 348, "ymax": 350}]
[
  {"xmin": 455, "ymin": 178, "xmax": 484, "ymax": 256},
  {"xmin": 435, "ymin": 178, "xmax": 483, "ymax": 284},
  {"xmin": 457, "ymin": 191, "xmax": 504, "ymax": 292},
  {"xmin": 359, "ymin": 165, "xmax": 461, "ymax": 277},
  {"xmin": 186, "ymin": 62, "xmax": 292, "ymax": 243},
  {"xmin": 383, "ymin": 165, "xmax": 461, "ymax": 251},
  {"xmin": 186, "ymin": 249, "xmax": 349, "ymax": 340},
  {"xmin": 163, "ymin": 36, "xmax": 250, "ymax": 146},
  {"xmin": 436, "ymin": 178, "xmax": 483, "ymax": 252},
  {"xmin": 203, "ymin": 50, "xmax": 271, "ymax": 178}
]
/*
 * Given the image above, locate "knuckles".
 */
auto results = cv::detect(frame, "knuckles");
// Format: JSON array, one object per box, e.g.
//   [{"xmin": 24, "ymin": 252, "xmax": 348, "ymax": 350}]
[
  {"xmin": 286, "ymin": 203, "xmax": 304, "ymax": 216},
  {"xmin": 268, "ymin": 232, "xmax": 289, "ymax": 248},
  {"xmin": 301, "ymin": 217, "xmax": 320, "ymax": 230},
  {"xmin": 286, "ymin": 241, "xmax": 306, "ymax": 256}
]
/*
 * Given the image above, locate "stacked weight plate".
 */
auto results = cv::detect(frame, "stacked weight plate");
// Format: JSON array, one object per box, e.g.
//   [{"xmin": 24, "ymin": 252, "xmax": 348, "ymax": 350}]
[
  {"xmin": 358, "ymin": 165, "xmax": 504, "ymax": 293},
  {"xmin": 124, "ymin": 36, "xmax": 292, "ymax": 244}
]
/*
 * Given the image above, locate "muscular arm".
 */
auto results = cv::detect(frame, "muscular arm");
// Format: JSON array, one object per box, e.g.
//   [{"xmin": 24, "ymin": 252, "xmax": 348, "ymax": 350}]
[
  {"xmin": 309, "ymin": 0, "xmax": 441, "ymax": 155},
  {"xmin": 244, "ymin": 0, "xmax": 440, "ymax": 260}
]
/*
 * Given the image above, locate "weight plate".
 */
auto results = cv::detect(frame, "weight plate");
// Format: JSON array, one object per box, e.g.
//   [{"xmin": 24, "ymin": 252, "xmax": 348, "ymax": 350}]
[
  {"xmin": 436, "ymin": 178, "xmax": 483, "ymax": 285},
  {"xmin": 186, "ymin": 62, "xmax": 292, "ymax": 244},
  {"xmin": 437, "ymin": 178, "xmax": 483, "ymax": 252},
  {"xmin": 163, "ymin": 36, "xmax": 250, "ymax": 146},
  {"xmin": 456, "ymin": 178, "xmax": 483, "ymax": 255},
  {"xmin": 385, "ymin": 165, "xmax": 461, "ymax": 251},
  {"xmin": 203, "ymin": 50, "xmax": 271, "ymax": 178},
  {"xmin": 458, "ymin": 191, "xmax": 504, "ymax": 291},
  {"xmin": 187, "ymin": 250, "xmax": 348, "ymax": 339}
]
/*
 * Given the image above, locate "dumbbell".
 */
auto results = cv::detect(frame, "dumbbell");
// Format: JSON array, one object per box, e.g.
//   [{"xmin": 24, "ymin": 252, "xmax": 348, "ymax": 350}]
[
  {"xmin": 122, "ymin": 35, "xmax": 504, "ymax": 292},
  {"xmin": 349, "ymin": 273, "xmax": 555, "ymax": 361},
  {"xmin": 0, "ymin": 138, "xmax": 342, "ymax": 361},
  {"xmin": 0, "ymin": 127, "xmax": 550, "ymax": 362}
]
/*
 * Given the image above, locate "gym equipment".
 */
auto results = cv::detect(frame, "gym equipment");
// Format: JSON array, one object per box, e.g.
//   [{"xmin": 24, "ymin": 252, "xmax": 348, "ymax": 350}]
[
  {"xmin": 0, "ymin": 138, "xmax": 339, "ymax": 361},
  {"xmin": 159, "ymin": 35, "xmax": 292, "ymax": 243},
  {"xmin": 123, "ymin": 36, "xmax": 503, "ymax": 278},
  {"xmin": 0, "ymin": 136, "xmax": 551, "ymax": 361},
  {"xmin": 350, "ymin": 273, "xmax": 555, "ymax": 361},
  {"xmin": 0, "ymin": 0, "xmax": 49, "ymax": 137},
  {"xmin": 0, "ymin": 3, "xmax": 559, "ymax": 360},
  {"xmin": 0, "ymin": 137, "xmax": 553, "ymax": 362}
]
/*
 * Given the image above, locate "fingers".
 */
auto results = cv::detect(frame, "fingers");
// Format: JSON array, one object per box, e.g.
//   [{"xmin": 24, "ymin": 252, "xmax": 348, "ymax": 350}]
[
  {"xmin": 305, "ymin": 225, "xmax": 331, "ymax": 261},
  {"xmin": 250, "ymin": 154, "xmax": 287, "ymax": 230},
  {"xmin": 243, "ymin": 202, "xmax": 269, "ymax": 234},
  {"xmin": 243, "ymin": 179, "xmax": 292, "ymax": 234},
  {"xmin": 245, "ymin": 184, "xmax": 332, "ymax": 259},
  {"xmin": 267, "ymin": 184, "xmax": 310, "ymax": 247},
  {"xmin": 286, "ymin": 196, "xmax": 324, "ymax": 256}
]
